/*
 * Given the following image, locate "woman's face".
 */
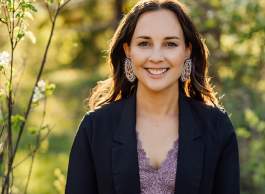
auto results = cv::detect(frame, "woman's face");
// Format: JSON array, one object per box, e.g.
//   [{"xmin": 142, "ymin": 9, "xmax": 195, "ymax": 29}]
[{"xmin": 123, "ymin": 9, "xmax": 191, "ymax": 93}]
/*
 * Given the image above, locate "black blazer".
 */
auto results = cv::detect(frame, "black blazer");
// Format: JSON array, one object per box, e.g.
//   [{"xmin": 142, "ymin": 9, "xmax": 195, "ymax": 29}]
[{"xmin": 65, "ymin": 91, "xmax": 240, "ymax": 194}]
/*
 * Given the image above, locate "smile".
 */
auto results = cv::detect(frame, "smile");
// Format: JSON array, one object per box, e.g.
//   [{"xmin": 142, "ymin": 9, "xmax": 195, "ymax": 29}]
[{"xmin": 144, "ymin": 68, "xmax": 169, "ymax": 75}]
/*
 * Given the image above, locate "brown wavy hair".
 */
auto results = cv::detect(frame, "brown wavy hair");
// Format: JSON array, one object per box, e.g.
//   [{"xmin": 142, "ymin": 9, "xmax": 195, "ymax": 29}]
[{"xmin": 87, "ymin": 0, "xmax": 221, "ymax": 111}]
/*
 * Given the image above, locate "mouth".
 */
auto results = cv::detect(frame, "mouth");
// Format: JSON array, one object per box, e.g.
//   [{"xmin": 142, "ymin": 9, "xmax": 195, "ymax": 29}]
[{"xmin": 144, "ymin": 68, "xmax": 170, "ymax": 76}]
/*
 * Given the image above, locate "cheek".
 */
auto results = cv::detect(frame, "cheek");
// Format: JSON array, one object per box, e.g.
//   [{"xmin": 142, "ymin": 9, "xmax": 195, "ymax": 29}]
[
  {"xmin": 130, "ymin": 49, "xmax": 149, "ymax": 67},
  {"xmin": 165, "ymin": 50, "xmax": 186, "ymax": 67}
]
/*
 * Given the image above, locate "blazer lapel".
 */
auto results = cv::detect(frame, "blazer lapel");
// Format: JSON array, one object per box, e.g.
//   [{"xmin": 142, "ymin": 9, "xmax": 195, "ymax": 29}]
[
  {"xmin": 112, "ymin": 94, "xmax": 141, "ymax": 194},
  {"xmin": 111, "ymin": 90, "xmax": 204, "ymax": 194},
  {"xmin": 174, "ymin": 91, "xmax": 204, "ymax": 194}
]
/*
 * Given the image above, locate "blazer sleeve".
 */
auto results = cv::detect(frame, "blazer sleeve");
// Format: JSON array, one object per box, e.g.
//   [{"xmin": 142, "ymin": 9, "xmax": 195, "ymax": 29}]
[
  {"xmin": 212, "ymin": 112, "xmax": 240, "ymax": 194},
  {"xmin": 65, "ymin": 113, "xmax": 98, "ymax": 194}
]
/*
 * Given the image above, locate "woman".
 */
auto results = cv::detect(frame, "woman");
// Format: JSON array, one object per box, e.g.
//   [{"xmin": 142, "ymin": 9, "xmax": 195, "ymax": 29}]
[{"xmin": 65, "ymin": 0, "xmax": 240, "ymax": 193}]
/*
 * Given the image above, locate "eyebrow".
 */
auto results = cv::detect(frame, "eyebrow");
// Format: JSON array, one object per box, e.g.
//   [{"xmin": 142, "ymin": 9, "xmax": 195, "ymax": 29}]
[{"xmin": 136, "ymin": 36, "xmax": 180, "ymax": 40}]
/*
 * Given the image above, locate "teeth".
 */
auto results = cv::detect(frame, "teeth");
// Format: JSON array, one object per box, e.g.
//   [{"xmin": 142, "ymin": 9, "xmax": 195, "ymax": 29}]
[{"xmin": 146, "ymin": 68, "xmax": 168, "ymax": 75}]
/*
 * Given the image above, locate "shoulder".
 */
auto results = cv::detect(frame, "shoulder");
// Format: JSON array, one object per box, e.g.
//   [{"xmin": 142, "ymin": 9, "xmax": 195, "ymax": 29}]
[
  {"xmin": 188, "ymin": 97, "xmax": 225, "ymax": 118},
  {"xmin": 76, "ymin": 99, "xmax": 127, "ymax": 142},
  {"xmin": 85, "ymin": 98, "xmax": 127, "ymax": 121},
  {"xmin": 188, "ymin": 97, "xmax": 230, "ymax": 124},
  {"xmin": 188, "ymin": 97, "xmax": 235, "ymax": 140},
  {"xmin": 80, "ymin": 98, "xmax": 128, "ymax": 130}
]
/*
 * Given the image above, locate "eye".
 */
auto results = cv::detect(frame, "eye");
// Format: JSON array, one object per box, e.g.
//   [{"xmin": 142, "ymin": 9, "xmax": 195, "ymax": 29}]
[
  {"xmin": 137, "ymin": 41, "xmax": 150, "ymax": 47},
  {"xmin": 166, "ymin": 42, "xmax": 178, "ymax": 47}
]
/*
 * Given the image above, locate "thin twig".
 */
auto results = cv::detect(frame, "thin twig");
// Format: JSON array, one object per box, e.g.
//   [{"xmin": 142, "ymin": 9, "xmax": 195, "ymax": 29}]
[
  {"xmin": 13, "ymin": 17, "xmax": 24, "ymax": 49},
  {"xmin": 0, "ymin": 131, "xmax": 7, "ymax": 193},
  {"xmin": 0, "ymin": 125, "xmax": 5, "ymax": 139},
  {"xmin": 0, "ymin": 105, "xmax": 7, "ymax": 140},
  {"xmin": 11, "ymin": 127, "xmax": 51, "ymax": 169},
  {"xmin": 10, "ymin": 170, "xmax": 14, "ymax": 193},
  {"xmin": 0, "ymin": 18, "xmax": 7, "ymax": 24},
  {"xmin": 58, "ymin": 0, "xmax": 72, "ymax": 12},
  {"xmin": 23, "ymin": 98, "xmax": 47, "ymax": 194},
  {"xmin": 14, "ymin": 1, "xmax": 22, "ymax": 13},
  {"xmin": 2, "ymin": 1, "xmax": 15, "ymax": 191},
  {"xmin": 45, "ymin": 2, "xmax": 53, "ymax": 22},
  {"xmin": 23, "ymin": 153, "xmax": 35, "ymax": 194},
  {"xmin": 3, "ymin": 4, "xmax": 11, "ymax": 34}
]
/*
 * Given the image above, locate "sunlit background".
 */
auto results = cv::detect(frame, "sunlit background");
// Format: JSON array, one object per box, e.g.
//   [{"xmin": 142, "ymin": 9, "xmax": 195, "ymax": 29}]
[{"xmin": 0, "ymin": 0, "xmax": 265, "ymax": 193}]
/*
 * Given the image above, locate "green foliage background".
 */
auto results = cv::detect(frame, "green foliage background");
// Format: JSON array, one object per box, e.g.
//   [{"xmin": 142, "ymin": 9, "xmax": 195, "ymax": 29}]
[{"xmin": 0, "ymin": 0, "xmax": 265, "ymax": 193}]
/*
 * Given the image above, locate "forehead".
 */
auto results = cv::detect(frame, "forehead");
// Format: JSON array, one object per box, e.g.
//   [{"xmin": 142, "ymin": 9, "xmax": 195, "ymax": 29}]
[{"xmin": 133, "ymin": 9, "xmax": 184, "ymax": 38}]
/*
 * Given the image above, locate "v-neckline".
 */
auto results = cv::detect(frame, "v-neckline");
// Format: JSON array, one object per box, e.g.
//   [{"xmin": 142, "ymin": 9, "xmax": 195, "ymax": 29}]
[{"xmin": 136, "ymin": 130, "xmax": 179, "ymax": 171}]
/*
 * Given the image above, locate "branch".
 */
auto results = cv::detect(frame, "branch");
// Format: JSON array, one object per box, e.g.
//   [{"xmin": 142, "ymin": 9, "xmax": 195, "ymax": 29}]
[
  {"xmin": 1, "ymin": 0, "xmax": 72, "ymax": 192},
  {"xmin": 58, "ymin": 0, "xmax": 72, "ymax": 12},
  {"xmin": 2, "ymin": 3, "xmax": 16, "ymax": 190},
  {"xmin": 45, "ymin": 2, "xmax": 53, "ymax": 22},
  {"xmin": 2, "ymin": 4, "xmax": 11, "ymax": 34},
  {"xmin": 12, "ymin": 8, "xmax": 57, "ymax": 164},
  {"xmin": 0, "ymin": 18, "xmax": 7, "ymax": 24},
  {"xmin": 10, "ymin": 0, "xmax": 72, "ymax": 180},
  {"xmin": 11, "ymin": 127, "xmax": 51, "ymax": 169},
  {"xmin": 0, "ymin": 125, "xmax": 5, "ymax": 139},
  {"xmin": 23, "ymin": 153, "xmax": 34, "ymax": 194},
  {"xmin": 23, "ymin": 99, "xmax": 48, "ymax": 194}
]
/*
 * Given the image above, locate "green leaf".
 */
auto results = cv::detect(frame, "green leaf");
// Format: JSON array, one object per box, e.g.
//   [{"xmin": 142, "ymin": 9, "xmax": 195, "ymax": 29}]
[
  {"xmin": 15, "ymin": 12, "xmax": 24, "ymax": 19},
  {"xmin": 27, "ymin": 4, "xmax": 37, "ymax": 12},
  {"xmin": 46, "ymin": 0, "xmax": 54, "ymax": 4},
  {"xmin": 6, "ymin": 0, "xmax": 12, "ymax": 8},
  {"xmin": 11, "ymin": 114, "xmax": 25, "ymax": 132},
  {"xmin": 27, "ymin": 127, "xmax": 38, "ymax": 135},
  {"xmin": 45, "ymin": 83, "xmax": 56, "ymax": 96},
  {"xmin": 21, "ymin": 2, "xmax": 37, "ymax": 12},
  {"xmin": 17, "ymin": 31, "xmax": 25, "ymax": 40}
]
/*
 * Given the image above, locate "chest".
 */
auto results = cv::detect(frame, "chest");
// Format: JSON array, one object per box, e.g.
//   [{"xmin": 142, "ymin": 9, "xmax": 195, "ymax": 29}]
[{"xmin": 136, "ymin": 116, "xmax": 179, "ymax": 169}]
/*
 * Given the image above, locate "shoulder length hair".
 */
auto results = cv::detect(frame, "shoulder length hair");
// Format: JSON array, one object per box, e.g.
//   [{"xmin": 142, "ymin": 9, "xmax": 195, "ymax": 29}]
[{"xmin": 87, "ymin": 0, "xmax": 221, "ymax": 111}]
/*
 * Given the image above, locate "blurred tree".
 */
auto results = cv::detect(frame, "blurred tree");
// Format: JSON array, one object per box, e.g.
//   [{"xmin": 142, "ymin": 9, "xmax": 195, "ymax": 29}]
[
  {"xmin": 1, "ymin": 0, "xmax": 264, "ymax": 193},
  {"xmin": 182, "ymin": 0, "xmax": 265, "ymax": 193}
]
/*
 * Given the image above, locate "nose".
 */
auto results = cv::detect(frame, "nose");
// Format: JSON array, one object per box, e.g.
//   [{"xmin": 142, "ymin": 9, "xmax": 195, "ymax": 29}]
[{"xmin": 149, "ymin": 46, "xmax": 164, "ymax": 63}]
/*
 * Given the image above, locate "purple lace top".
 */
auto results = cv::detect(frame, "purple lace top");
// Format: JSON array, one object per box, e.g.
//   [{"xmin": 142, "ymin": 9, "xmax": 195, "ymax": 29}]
[{"xmin": 136, "ymin": 131, "xmax": 179, "ymax": 194}]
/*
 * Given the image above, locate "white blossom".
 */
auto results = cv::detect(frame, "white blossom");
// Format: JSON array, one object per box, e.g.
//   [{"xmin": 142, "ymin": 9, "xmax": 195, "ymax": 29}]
[
  {"xmin": 37, "ymin": 80, "xmax": 46, "ymax": 92},
  {"xmin": 33, "ymin": 80, "xmax": 46, "ymax": 103},
  {"xmin": 0, "ymin": 51, "xmax": 11, "ymax": 68}
]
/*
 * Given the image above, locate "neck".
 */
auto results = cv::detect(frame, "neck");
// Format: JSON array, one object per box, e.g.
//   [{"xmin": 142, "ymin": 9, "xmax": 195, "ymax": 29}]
[{"xmin": 136, "ymin": 83, "xmax": 179, "ymax": 118}]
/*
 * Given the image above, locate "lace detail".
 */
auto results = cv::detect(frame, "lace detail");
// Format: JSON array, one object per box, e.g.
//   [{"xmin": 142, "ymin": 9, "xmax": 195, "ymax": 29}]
[{"xmin": 136, "ymin": 130, "xmax": 179, "ymax": 194}]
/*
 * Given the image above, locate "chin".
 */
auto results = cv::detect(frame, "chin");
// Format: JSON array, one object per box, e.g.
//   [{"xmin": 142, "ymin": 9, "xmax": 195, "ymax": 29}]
[{"xmin": 140, "ymin": 80, "xmax": 179, "ymax": 93}]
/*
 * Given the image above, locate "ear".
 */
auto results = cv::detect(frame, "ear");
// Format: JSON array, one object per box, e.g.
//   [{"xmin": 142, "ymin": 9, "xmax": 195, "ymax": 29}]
[
  {"xmin": 185, "ymin": 43, "xmax": 192, "ymax": 59},
  {"xmin": 123, "ymin": 43, "xmax": 131, "ymax": 58}
]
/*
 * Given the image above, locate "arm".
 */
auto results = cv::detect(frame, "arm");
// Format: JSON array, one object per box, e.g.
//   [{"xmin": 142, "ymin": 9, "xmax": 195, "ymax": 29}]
[
  {"xmin": 212, "ymin": 113, "xmax": 240, "ymax": 194},
  {"xmin": 65, "ymin": 113, "xmax": 98, "ymax": 194}
]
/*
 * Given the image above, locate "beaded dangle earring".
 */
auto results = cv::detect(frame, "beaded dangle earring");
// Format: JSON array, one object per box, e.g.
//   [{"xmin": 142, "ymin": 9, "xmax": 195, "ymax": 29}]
[
  {"xmin": 180, "ymin": 58, "xmax": 192, "ymax": 82},
  {"xmin": 124, "ymin": 58, "xmax": 136, "ymax": 82}
]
